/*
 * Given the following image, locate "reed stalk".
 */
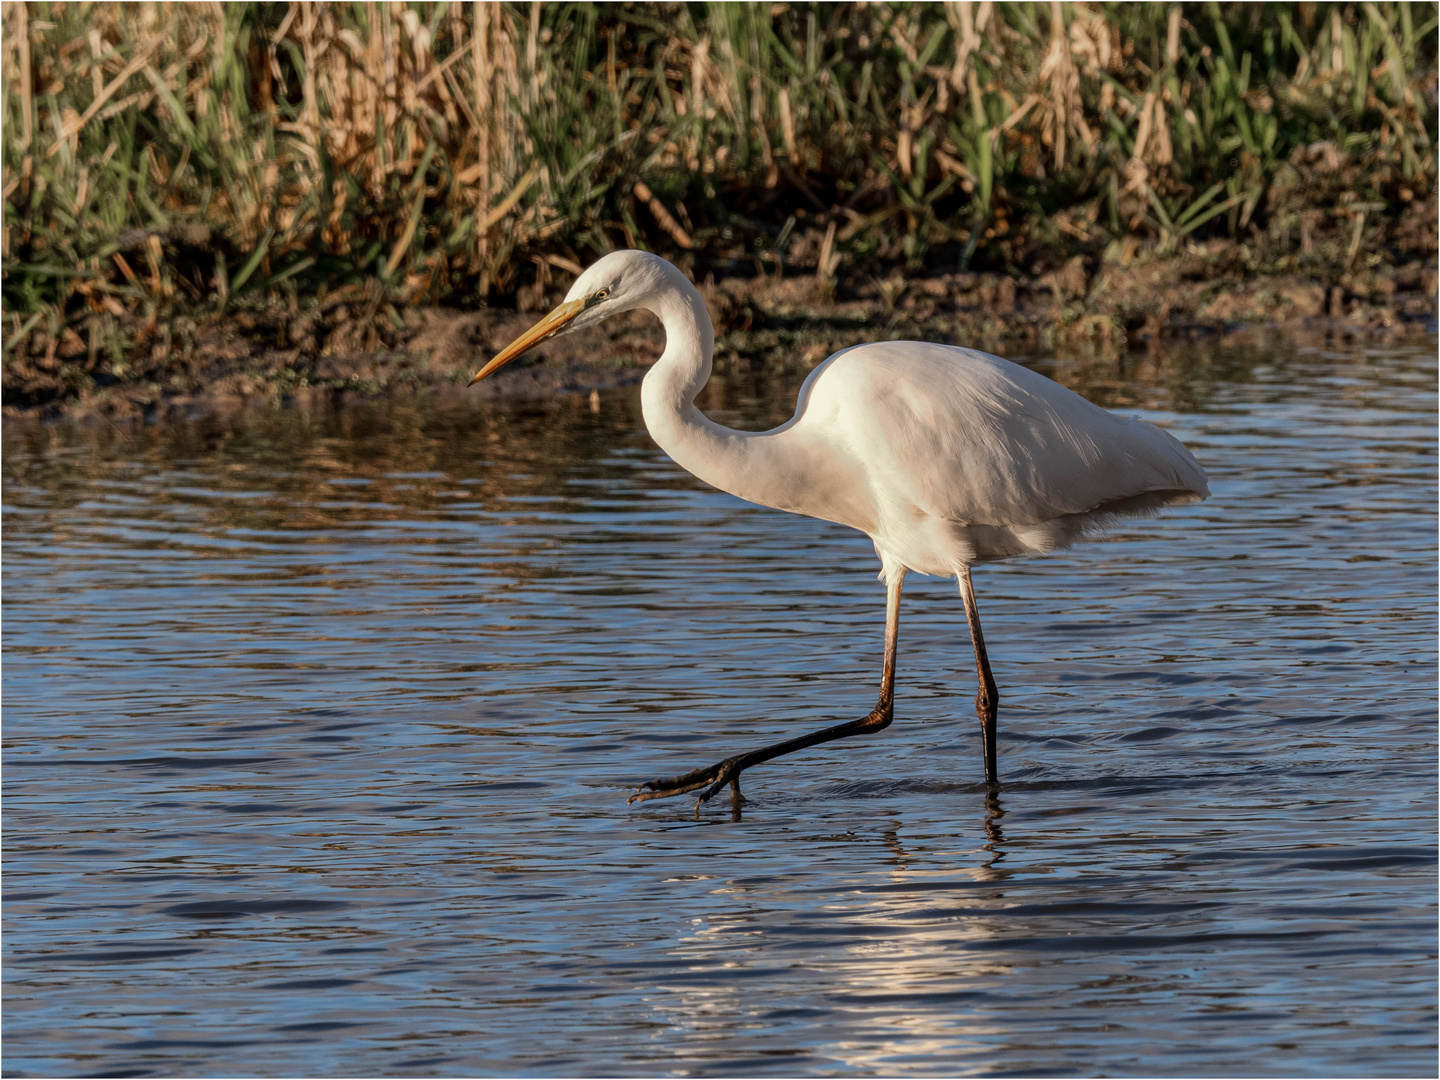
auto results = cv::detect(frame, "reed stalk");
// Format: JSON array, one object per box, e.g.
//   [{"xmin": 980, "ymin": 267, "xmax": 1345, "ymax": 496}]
[{"xmin": 2, "ymin": 1, "xmax": 1434, "ymax": 352}]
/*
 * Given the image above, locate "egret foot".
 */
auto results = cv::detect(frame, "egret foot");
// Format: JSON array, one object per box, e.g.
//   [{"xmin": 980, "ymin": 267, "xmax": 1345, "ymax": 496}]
[
  {"xmin": 627, "ymin": 755, "xmax": 742, "ymax": 809},
  {"xmin": 626, "ymin": 706, "xmax": 893, "ymax": 814},
  {"xmin": 628, "ymin": 571, "xmax": 905, "ymax": 815}
]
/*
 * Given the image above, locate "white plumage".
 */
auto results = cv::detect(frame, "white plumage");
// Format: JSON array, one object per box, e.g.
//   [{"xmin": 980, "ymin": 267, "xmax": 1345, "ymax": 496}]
[
  {"xmin": 470, "ymin": 250, "xmax": 1209, "ymax": 810},
  {"xmin": 702, "ymin": 340, "xmax": 1208, "ymax": 570}
]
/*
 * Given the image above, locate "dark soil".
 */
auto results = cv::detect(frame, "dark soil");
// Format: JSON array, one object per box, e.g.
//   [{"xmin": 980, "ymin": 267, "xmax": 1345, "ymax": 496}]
[{"xmin": 6, "ymin": 217, "xmax": 1436, "ymax": 424}]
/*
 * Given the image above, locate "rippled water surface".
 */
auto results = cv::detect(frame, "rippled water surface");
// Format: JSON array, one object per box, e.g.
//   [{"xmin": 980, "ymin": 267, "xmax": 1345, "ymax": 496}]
[{"xmin": 4, "ymin": 337, "xmax": 1436, "ymax": 1077}]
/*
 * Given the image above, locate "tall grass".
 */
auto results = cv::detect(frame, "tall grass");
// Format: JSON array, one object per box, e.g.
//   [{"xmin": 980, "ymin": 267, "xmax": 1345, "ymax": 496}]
[{"xmin": 3, "ymin": 1, "xmax": 1435, "ymax": 345}]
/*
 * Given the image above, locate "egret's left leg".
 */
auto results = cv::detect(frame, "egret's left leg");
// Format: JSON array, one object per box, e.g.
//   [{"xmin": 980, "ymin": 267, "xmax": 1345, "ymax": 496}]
[
  {"xmin": 958, "ymin": 565, "xmax": 999, "ymax": 785},
  {"xmin": 628, "ymin": 571, "xmax": 906, "ymax": 812}
]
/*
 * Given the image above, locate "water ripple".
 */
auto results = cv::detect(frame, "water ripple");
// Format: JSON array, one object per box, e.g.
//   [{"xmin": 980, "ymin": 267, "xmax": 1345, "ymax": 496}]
[{"xmin": 3, "ymin": 339, "xmax": 1435, "ymax": 1077}]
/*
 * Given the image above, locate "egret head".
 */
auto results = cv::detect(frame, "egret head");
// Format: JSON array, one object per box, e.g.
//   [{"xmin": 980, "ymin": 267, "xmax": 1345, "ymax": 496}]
[{"xmin": 467, "ymin": 249, "xmax": 673, "ymax": 385}]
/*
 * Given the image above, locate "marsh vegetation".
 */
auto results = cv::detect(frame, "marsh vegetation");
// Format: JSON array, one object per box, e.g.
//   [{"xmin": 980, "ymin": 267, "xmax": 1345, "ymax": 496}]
[{"xmin": 3, "ymin": 2, "xmax": 1436, "ymax": 413}]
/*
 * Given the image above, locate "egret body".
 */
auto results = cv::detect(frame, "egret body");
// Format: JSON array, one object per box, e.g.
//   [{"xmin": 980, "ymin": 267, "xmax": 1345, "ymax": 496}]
[{"xmin": 470, "ymin": 250, "xmax": 1209, "ymax": 808}]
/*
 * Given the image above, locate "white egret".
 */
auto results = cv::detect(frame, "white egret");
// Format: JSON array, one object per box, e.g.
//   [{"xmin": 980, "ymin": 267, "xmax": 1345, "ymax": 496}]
[{"xmin": 469, "ymin": 250, "xmax": 1208, "ymax": 809}]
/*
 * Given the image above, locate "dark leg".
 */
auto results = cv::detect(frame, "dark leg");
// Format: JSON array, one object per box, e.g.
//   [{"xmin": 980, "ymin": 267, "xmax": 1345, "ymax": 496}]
[
  {"xmin": 629, "ymin": 571, "xmax": 906, "ymax": 812},
  {"xmin": 958, "ymin": 565, "xmax": 999, "ymax": 785}
]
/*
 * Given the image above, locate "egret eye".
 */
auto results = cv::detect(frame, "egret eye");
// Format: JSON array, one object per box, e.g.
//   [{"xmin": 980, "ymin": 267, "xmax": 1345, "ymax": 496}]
[{"xmin": 595, "ymin": 289, "xmax": 610, "ymax": 300}]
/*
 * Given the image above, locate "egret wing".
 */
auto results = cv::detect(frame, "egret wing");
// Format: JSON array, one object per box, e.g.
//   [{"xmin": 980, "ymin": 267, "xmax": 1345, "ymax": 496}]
[{"xmin": 820, "ymin": 343, "xmax": 1208, "ymax": 527}]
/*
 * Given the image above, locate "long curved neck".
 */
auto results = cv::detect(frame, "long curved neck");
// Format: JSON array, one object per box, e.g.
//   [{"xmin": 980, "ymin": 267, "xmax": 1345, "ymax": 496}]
[
  {"xmin": 635, "ymin": 270, "xmax": 865, "ymax": 529},
  {"xmin": 638, "ymin": 276, "xmax": 764, "ymax": 502},
  {"xmin": 638, "ymin": 275, "xmax": 716, "ymax": 435}
]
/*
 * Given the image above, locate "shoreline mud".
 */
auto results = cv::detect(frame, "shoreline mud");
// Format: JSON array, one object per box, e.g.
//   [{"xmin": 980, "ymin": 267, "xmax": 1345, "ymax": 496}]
[{"xmin": 5, "ymin": 247, "xmax": 1435, "ymax": 425}]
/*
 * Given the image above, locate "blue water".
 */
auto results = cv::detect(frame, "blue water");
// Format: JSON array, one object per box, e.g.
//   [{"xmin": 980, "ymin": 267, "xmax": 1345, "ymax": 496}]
[{"xmin": 3, "ymin": 336, "xmax": 1435, "ymax": 1076}]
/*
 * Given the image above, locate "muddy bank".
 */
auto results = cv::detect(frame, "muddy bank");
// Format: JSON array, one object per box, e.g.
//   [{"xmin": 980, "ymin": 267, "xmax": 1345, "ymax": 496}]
[{"xmin": 5, "ymin": 243, "xmax": 1436, "ymax": 424}]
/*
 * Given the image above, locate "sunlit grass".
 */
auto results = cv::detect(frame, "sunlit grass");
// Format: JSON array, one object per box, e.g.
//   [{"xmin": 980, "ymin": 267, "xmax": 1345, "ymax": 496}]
[{"xmin": 2, "ymin": 1, "xmax": 1434, "ymax": 352}]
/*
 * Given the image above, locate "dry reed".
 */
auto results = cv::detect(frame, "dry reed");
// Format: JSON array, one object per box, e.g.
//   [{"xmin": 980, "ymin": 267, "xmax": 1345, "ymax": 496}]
[{"xmin": 2, "ymin": 1, "xmax": 1435, "ymax": 360}]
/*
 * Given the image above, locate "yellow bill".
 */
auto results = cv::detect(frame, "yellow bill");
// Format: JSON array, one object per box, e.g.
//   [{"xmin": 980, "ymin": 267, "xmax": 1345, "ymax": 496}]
[{"xmin": 467, "ymin": 297, "xmax": 587, "ymax": 386}]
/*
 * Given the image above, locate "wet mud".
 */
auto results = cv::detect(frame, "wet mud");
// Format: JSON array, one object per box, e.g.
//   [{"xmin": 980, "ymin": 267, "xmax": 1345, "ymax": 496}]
[{"xmin": 5, "ymin": 243, "xmax": 1436, "ymax": 424}]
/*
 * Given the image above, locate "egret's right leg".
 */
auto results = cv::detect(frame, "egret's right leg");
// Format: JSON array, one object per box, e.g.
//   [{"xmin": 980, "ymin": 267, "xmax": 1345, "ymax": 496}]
[
  {"xmin": 628, "ymin": 571, "xmax": 906, "ymax": 812},
  {"xmin": 958, "ymin": 565, "xmax": 999, "ymax": 784}
]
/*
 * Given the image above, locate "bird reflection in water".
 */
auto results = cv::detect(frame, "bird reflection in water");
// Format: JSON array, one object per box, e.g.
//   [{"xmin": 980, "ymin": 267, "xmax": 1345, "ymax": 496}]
[
  {"xmin": 980, "ymin": 790, "xmax": 1007, "ymax": 881},
  {"xmin": 881, "ymin": 822, "xmax": 909, "ymax": 867},
  {"xmin": 725, "ymin": 780, "xmax": 745, "ymax": 822},
  {"xmin": 651, "ymin": 798, "xmax": 1020, "ymax": 1070}
]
